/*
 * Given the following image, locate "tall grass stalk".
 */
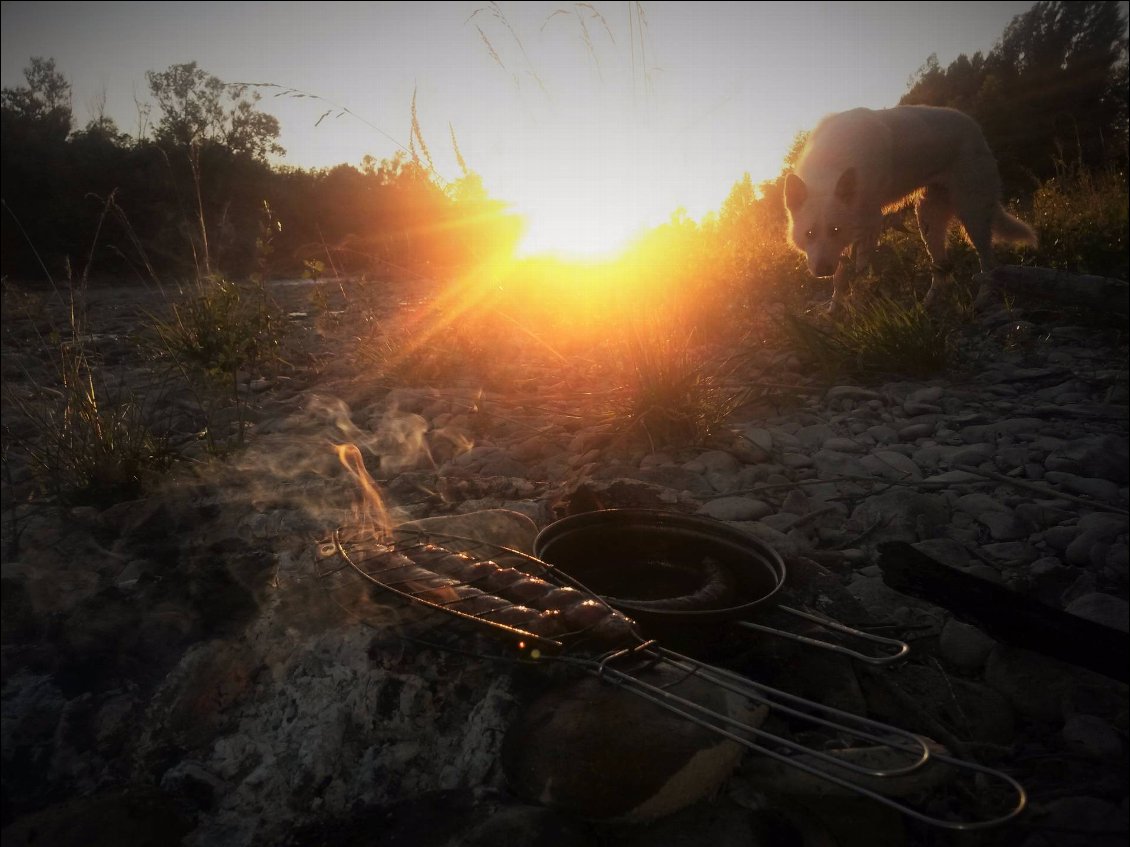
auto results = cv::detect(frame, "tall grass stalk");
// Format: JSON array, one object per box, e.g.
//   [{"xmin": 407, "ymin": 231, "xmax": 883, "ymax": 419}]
[{"xmin": 2, "ymin": 196, "xmax": 175, "ymax": 505}]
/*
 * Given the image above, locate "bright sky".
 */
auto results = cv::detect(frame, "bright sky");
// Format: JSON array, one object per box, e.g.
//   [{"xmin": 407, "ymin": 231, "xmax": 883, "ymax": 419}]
[{"xmin": 2, "ymin": 1, "xmax": 1037, "ymax": 258}]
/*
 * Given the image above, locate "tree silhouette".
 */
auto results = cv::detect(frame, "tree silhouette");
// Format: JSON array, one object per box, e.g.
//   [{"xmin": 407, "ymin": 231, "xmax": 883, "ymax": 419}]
[
  {"xmin": 146, "ymin": 62, "xmax": 283, "ymax": 161},
  {"xmin": 1, "ymin": 58, "xmax": 76, "ymax": 275},
  {"xmin": 902, "ymin": 0, "xmax": 1128, "ymax": 189}
]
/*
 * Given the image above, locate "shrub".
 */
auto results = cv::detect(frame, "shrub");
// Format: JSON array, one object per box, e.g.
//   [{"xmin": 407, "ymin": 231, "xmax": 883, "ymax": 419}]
[
  {"xmin": 145, "ymin": 277, "xmax": 284, "ymax": 452},
  {"xmin": 1031, "ymin": 164, "xmax": 1129, "ymax": 280}
]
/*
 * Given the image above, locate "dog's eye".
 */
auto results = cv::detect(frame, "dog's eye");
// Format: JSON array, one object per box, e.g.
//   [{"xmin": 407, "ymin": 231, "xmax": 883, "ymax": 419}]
[
  {"xmin": 805, "ymin": 229, "xmax": 816, "ymax": 240},
  {"xmin": 830, "ymin": 226, "xmax": 841, "ymax": 235}
]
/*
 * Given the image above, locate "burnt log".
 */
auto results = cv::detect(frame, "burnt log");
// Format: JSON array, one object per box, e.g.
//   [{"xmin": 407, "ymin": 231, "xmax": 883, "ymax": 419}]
[
  {"xmin": 878, "ymin": 541, "xmax": 1128, "ymax": 683},
  {"xmin": 975, "ymin": 265, "xmax": 1129, "ymax": 317}
]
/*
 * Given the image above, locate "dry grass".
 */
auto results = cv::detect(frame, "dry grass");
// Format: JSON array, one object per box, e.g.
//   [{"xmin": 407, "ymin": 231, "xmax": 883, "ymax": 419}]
[{"xmin": 2, "ymin": 283, "xmax": 173, "ymax": 505}]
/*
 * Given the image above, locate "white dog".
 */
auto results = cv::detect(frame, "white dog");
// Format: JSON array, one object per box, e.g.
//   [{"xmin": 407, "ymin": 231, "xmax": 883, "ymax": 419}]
[{"xmin": 784, "ymin": 105, "xmax": 1037, "ymax": 309}]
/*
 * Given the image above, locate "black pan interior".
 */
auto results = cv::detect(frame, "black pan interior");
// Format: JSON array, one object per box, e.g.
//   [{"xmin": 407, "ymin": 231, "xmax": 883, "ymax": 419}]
[{"xmin": 534, "ymin": 509, "xmax": 786, "ymax": 623}]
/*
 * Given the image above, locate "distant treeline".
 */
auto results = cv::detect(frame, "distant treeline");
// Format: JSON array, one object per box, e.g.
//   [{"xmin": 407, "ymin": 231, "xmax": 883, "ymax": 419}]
[
  {"xmin": 899, "ymin": 0, "xmax": 1128, "ymax": 190},
  {"xmin": 1, "ymin": 60, "xmax": 520, "ymax": 283},
  {"xmin": 1, "ymin": 0, "xmax": 1125, "ymax": 286}
]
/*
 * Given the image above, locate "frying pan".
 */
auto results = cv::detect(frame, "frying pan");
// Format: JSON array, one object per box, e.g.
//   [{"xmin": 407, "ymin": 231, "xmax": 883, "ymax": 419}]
[{"xmin": 534, "ymin": 509, "xmax": 907, "ymax": 664}]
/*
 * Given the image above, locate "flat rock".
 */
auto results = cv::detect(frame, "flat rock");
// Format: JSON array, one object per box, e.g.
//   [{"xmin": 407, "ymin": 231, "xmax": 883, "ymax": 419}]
[
  {"xmin": 501, "ymin": 664, "xmax": 763, "ymax": 822},
  {"xmin": 697, "ymin": 497, "xmax": 774, "ymax": 522},
  {"xmin": 939, "ymin": 618, "xmax": 996, "ymax": 670},
  {"xmin": 1065, "ymin": 593, "xmax": 1130, "ymax": 633}
]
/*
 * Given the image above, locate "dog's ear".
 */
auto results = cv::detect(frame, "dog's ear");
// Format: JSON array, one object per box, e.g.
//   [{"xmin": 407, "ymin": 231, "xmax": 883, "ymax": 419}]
[
  {"xmin": 784, "ymin": 173, "xmax": 807, "ymax": 211},
  {"xmin": 834, "ymin": 167, "xmax": 857, "ymax": 204}
]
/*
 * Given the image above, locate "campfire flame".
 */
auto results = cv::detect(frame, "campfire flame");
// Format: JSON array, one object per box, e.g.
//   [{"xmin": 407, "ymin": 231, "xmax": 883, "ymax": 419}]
[
  {"xmin": 333, "ymin": 441, "xmax": 466, "ymax": 605},
  {"xmin": 334, "ymin": 442, "xmax": 395, "ymax": 540}
]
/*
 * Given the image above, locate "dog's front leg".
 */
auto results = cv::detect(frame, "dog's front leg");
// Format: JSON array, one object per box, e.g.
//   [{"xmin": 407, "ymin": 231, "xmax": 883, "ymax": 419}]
[
  {"xmin": 922, "ymin": 260, "xmax": 954, "ymax": 309},
  {"xmin": 830, "ymin": 255, "xmax": 853, "ymax": 303},
  {"xmin": 834, "ymin": 240, "xmax": 875, "ymax": 307},
  {"xmin": 827, "ymin": 255, "xmax": 856, "ymax": 315}
]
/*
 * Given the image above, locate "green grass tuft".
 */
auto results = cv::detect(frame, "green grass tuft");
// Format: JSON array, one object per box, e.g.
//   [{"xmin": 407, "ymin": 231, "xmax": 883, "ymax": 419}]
[
  {"xmin": 781, "ymin": 295, "xmax": 954, "ymax": 380},
  {"xmin": 611, "ymin": 317, "xmax": 748, "ymax": 448}
]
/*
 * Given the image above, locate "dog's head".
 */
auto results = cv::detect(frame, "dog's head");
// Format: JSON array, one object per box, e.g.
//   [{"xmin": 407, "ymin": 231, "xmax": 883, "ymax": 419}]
[{"xmin": 784, "ymin": 168, "xmax": 856, "ymax": 278}]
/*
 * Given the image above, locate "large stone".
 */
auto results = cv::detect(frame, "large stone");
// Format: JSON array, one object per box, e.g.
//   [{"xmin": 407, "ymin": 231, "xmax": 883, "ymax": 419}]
[
  {"xmin": 984, "ymin": 645, "xmax": 1074, "ymax": 723},
  {"xmin": 501, "ymin": 664, "xmax": 763, "ymax": 822},
  {"xmin": 1065, "ymin": 593, "xmax": 1130, "ymax": 633},
  {"xmin": 859, "ymin": 451, "xmax": 923, "ymax": 481},
  {"xmin": 1061, "ymin": 714, "xmax": 1124, "ymax": 760},
  {"xmin": 939, "ymin": 618, "xmax": 996, "ymax": 670},
  {"xmin": 1043, "ymin": 471, "xmax": 1122, "ymax": 503},
  {"xmin": 1024, "ymin": 796, "xmax": 1128, "ymax": 847},
  {"xmin": 696, "ymin": 497, "xmax": 774, "ymax": 522},
  {"xmin": 911, "ymin": 538, "xmax": 971, "ymax": 569},
  {"xmin": 849, "ymin": 491, "xmax": 950, "ymax": 543},
  {"xmin": 1045, "ymin": 435, "xmax": 1130, "ymax": 484}
]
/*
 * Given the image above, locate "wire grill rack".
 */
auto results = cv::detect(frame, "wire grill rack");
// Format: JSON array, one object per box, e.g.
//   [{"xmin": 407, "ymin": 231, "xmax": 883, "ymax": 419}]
[{"xmin": 315, "ymin": 525, "xmax": 1027, "ymax": 831}]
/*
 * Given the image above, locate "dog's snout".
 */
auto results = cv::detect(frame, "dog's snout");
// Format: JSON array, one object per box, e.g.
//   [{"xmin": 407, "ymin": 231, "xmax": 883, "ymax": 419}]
[{"xmin": 813, "ymin": 260, "xmax": 837, "ymax": 278}]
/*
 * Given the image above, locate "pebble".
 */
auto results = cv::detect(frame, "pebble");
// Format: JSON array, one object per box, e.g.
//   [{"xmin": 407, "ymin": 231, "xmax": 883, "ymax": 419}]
[
  {"xmin": 939, "ymin": 618, "xmax": 997, "ymax": 670},
  {"xmin": 697, "ymin": 497, "xmax": 774, "ymax": 522},
  {"xmin": 1061, "ymin": 714, "xmax": 1125, "ymax": 760}
]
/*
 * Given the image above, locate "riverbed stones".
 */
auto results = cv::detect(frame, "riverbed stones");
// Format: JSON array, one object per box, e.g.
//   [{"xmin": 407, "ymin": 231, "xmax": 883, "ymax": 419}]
[{"xmin": 2, "ymin": 280, "xmax": 1127, "ymax": 846}]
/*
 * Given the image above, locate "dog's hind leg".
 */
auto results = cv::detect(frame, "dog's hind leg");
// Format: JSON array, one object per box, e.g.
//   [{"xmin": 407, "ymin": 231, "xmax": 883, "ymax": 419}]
[
  {"xmin": 916, "ymin": 185, "xmax": 955, "ymax": 308},
  {"xmin": 952, "ymin": 159, "xmax": 1007, "ymax": 311},
  {"xmin": 964, "ymin": 210, "xmax": 1003, "ymax": 311}
]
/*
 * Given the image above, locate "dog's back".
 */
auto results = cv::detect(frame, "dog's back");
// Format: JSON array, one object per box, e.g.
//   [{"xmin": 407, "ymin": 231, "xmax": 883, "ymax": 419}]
[
  {"xmin": 796, "ymin": 106, "xmax": 995, "ymax": 211},
  {"xmin": 786, "ymin": 105, "xmax": 1036, "ymax": 305}
]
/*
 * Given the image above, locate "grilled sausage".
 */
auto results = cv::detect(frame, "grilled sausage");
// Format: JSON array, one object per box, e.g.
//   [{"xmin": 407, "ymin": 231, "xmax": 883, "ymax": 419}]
[
  {"xmin": 614, "ymin": 557, "xmax": 737, "ymax": 612},
  {"xmin": 381, "ymin": 543, "xmax": 640, "ymax": 647}
]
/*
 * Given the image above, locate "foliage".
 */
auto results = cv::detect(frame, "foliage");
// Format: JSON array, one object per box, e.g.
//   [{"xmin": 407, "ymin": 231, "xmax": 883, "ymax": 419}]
[
  {"xmin": 1, "ymin": 58, "xmax": 521, "ymax": 284},
  {"xmin": 146, "ymin": 62, "xmax": 283, "ymax": 161},
  {"xmin": 0, "ymin": 56, "xmax": 72, "ymax": 143},
  {"xmin": 901, "ymin": 0, "xmax": 1129, "ymax": 191},
  {"xmin": 1031, "ymin": 162, "xmax": 1129, "ymax": 278},
  {"xmin": 148, "ymin": 279, "xmax": 280, "ymax": 378},
  {"xmin": 1, "ymin": 58, "xmax": 77, "ymax": 272}
]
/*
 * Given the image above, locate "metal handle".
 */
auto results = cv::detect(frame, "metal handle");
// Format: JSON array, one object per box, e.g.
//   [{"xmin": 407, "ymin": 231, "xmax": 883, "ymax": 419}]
[
  {"xmin": 588, "ymin": 650, "xmax": 1027, "ymax": 831},
  {"xmin": 734, "ymin": 604, "xmax": 910, "ymax": 665}
]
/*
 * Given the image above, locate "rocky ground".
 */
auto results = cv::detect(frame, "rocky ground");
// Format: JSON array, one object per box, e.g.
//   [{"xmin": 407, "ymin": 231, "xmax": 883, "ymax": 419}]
[{"xmin": 1, "ymin": 276, "xmax": 1127, "ymax": 847}]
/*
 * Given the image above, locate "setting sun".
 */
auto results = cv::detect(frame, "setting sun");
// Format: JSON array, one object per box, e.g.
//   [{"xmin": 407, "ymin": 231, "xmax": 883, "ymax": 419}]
[
  {"xmin": 490, "ymin": 107, "xmax": 680, "ymax": 261},
  {"xmin": 514, "ymin": 189, "xmax": 653, "ymax": 260}
]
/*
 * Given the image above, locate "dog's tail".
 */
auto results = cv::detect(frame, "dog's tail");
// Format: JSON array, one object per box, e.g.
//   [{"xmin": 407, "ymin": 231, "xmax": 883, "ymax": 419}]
[{"xmin": 993, "ymin": 206, "xmax": 1038, "ymax": 247}]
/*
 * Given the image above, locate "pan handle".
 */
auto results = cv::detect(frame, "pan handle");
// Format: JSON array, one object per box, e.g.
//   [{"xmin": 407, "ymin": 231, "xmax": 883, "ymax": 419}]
[{"xmin": 734, "ymin": 605, "xmax": 910, "ymax": 665}]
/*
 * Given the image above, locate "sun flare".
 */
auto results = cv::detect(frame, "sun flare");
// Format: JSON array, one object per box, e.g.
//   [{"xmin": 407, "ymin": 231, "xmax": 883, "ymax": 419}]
[
  {"xmin": 515, "ymin": 193, "xmax": 649, "ymax": 260},
  {"xmin": 487, "ymin": 104, "xmax": 678, "ymax": 262}
]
